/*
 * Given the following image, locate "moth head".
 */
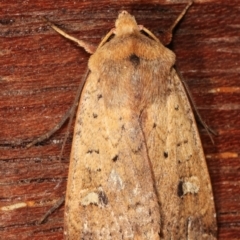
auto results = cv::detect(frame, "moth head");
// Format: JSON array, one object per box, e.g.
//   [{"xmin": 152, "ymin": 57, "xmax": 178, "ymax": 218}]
[{"xmin": 115, "ymin": 11, "xmax": 139, "ymax": 36}]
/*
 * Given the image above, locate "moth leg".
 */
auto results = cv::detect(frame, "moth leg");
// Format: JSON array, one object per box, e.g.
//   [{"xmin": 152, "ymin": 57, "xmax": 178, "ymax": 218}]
[
  {"xmin": 37, "ymin": 196, "xmax": 65, "ymax": 224},
  {"xmin": 26, "ymin": 70, "xmax": 90, "ymax": 151},
  {"xmin": 43, "ymin": 17, "xmax": 96, "ymax": 54},
  {"xmin": 175, "ymin": 68, "xmax": 217, "ymax": 144},
  {"xmin": 26, "ymin": 104, "xmax": 74, "ymax": 148},
  {"xmin": 163, "ymin": 1, "xmax": 193, "ymax": 45}
]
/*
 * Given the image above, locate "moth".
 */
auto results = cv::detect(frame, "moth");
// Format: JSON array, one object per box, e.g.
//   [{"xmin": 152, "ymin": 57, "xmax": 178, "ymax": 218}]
[{"xmin": 43, "ymin": 2, "xmax": 217, "ymax": 239}]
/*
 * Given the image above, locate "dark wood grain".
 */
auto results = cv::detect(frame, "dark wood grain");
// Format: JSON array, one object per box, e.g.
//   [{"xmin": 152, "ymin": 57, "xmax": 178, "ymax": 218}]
[{"xmin": 1, "ymin": 0, "xmax": 239, "ymax": 239}]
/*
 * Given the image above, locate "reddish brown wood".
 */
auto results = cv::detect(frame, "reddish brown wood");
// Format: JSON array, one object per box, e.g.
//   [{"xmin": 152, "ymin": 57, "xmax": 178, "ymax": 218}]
[{"xmin": 0, "ymin": 0, "xmax": 239, "ymax": 239}]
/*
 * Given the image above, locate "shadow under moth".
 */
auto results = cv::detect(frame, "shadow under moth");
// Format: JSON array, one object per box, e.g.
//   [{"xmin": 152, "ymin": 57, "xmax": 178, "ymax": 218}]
[{"xmin": 41, "ymin": 1, "xmax": 217, "ymax": 239}]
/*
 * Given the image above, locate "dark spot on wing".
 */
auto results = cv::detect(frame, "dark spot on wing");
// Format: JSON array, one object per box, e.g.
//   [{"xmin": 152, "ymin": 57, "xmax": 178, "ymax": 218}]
[
  {"xmin": 98, "ymin": 190, "xmax": 108, "ymax": 205},
  {"xmin": 163, "ymin": 151, "xmax": 168, "ymax": 158},
  {"xmin": 129, "ymin": 54, "xmax": 140, "ymax": 67},
  {"xmin": 177, "ymin": 180, "xmax": 184, "ymax": 197},
  {"xmin": 112, "ymin": 155, "xmax": 118, "ymax": 162},
  {"xmin": 93, "ymin": 113, "xmax": 98, "ymax": 118},
  {"xmin": 86, "ymin": 149, "xmax": 99, "ymax": 154}
]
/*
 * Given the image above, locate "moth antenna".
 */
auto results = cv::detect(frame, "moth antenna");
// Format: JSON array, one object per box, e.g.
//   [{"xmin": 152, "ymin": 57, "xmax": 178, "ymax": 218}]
[
  {"xmin": 42, "ymin": 17, "xmax": 96, "ymax": 54},
  {"xmin": 168, "ymin": 1, "xmax": 193, "ymax": 34},
  {"xmin": 97, "ymin": 28, "xmax": 116, "ymax": 49},
  {"xmin": 163, "ymin": 1, "xmax": 193, "ymax": 45},
  {"xmin": 139, "ymin": 25, "xmax": 160, "ymax": 42}
]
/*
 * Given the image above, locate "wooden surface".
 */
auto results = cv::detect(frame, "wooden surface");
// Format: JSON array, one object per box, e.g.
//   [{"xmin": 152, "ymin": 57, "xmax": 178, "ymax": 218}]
[{"xmin": 0, "ymin": 0, "xmax": 239, "ymax": 239}]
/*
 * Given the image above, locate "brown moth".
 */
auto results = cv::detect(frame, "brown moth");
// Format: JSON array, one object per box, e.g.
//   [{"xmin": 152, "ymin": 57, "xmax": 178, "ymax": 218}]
[{"xmin": 46, "ymin": 2, "xmax": 217, "ymax": 239}]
